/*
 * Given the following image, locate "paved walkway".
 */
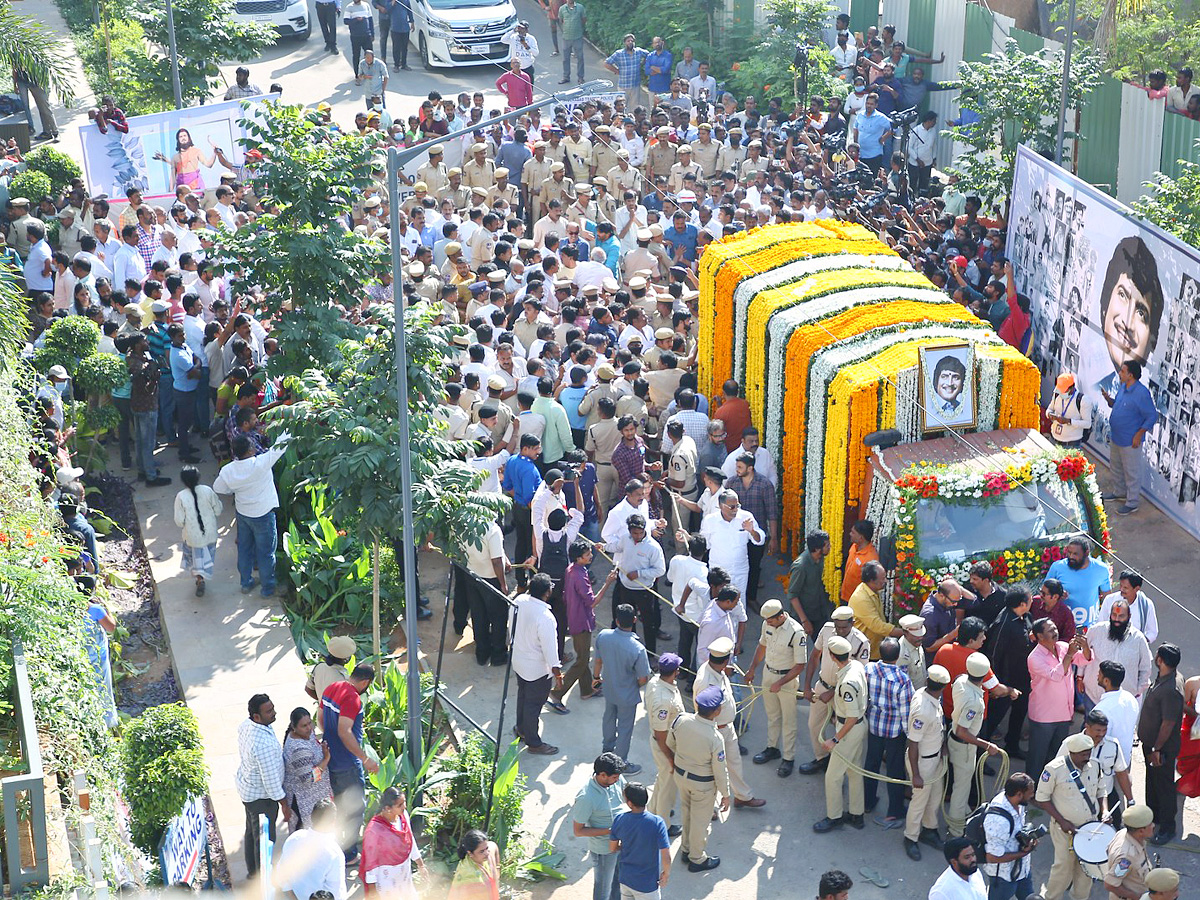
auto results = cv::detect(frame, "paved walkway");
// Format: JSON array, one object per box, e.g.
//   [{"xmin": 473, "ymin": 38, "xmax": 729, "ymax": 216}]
[{"xmin": 14, "ymin": 0, "xmax": 92, "ymax": 161}]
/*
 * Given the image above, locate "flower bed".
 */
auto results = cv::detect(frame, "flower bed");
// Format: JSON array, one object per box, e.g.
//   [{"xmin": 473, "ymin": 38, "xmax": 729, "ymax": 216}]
[{"xmin": 887, "ymin": 449, "xmax": 1111, "ymax": 613}]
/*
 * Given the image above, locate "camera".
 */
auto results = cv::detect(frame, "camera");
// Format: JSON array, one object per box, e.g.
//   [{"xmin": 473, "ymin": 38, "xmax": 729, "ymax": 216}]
[
  {"xmin": 792, "ymin": 43, "xmax": 814, "ymax": 69},
  {"xmin": 821, "ymin": 132, "xmax": 846, "ymax": 153},
  {"xmin": 892, "ymin": 106, "xmax": 920, "ymax": 128},
  {"xmin": 1015, "ymin": 824, "xmax": 1048, "ymax": 849},
  {"xmin": 831, "ymin": 182, "xmax": 858, "ymax": 201}
]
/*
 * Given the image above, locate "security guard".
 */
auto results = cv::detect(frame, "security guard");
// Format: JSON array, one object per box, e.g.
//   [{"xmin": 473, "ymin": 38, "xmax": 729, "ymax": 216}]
[
  {"xmin": 487, "ymin": 168, "xmax": 520, "ymax": 208},
  {"xmin": 1078, "ymin": 708, "xmax": 1135, "ymax": 824},
  {"xmin": 744, "ymin": 598, "xmax": 807, "ymax": 777},
  {"xmin": 1035, "ymin": 731, "xmax": 1104, "ymax": 900},
  {"xmin": 644, "ymin": 127, "xmax": 677, "ymax": 181},
  {"xmin": 667, "ymin": 685, "xmax": 731, "ymax": 872},
  {"xmin": 813, "ymin": 635, "xmax": 868, "ymax": 832},
  {"xmin": 589, "ymin": 125, "xmax": 621, "ymax": 180},
  {"xmin": 415, "ymin": 144, "xmax": 449, "ymax": 196},
  {"xmin": 668, "ymin": 146, "xmax": 702, "ymax": 193},
  {"xmin": 565, "ymin": 183, "xmax": 599, "ymax": 228},
  {"xmin": 693, "ymin": 637, "xmax": 765, "ymax": 810},
  {"xmin": 947, "ymin": 652, "xmax": 1001, "ymax": 836},
  {"xmin": 1141, "ymin": 867, "xmax": 1180, "ymax": 900},
  {"xmin": 646, "ymin": 652, "xmax": 685, "ymax": 833},
  {"xmin": 606, "ymin": 150, "xmax": 643, "ymax": 194},
  {"xmin": 1105, "ymin": 803, "xmax": 1154, "ymax": 900},
  {"xmin": 897, "ymin": 614, "xmax": 928, "ymax": 689},
  {"xmin": 539, "ymin": 162, "xmax": 574, "ymax": 210},
  {"xmin": 800, "ymin": 606, "xmax": 869, "ymax": 774},
  {"xmin": 717, "ymin": 127, "xmax": 746, "ymax": 174},
  {"xmin": 439, "ymin": 168, "xmax": 472, "ymax": 213},
  {"xmin": 521, "ymin": 143, "xmax": 554, "ymax": 221},
  {"xmin": 691, "ymin": 123, "xmax": 720, "ymax": 179},
  {"xmin": 903, "ymin": 664, "xmax": 951, "ymax": 860},
  {"xmin": 462, "ymin": 143, "xmax": 496, "ymax": 190}
]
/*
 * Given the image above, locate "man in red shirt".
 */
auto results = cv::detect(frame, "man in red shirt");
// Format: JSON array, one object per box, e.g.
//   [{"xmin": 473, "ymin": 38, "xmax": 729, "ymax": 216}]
[
  {"xmin": 996, "ymin": 261, "xmax": 1032, "ymax": 353},
  {"xmin": 712, "ymin": 379, "xmax": 751, "ymax": 453},
  {"xmin": 321, "ymin": 664, "xmax": 379, "ymax": 862},
  {"xmin": 932, "ymin": 616, "xmax": 1019, "ymax": 718}
]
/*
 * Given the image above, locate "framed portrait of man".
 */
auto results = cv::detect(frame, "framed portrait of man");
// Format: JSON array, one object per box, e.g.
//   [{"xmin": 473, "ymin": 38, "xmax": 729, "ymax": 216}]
[{"xmin": 919, "ymin": 341, "xmax": 976, "ymax": 433}]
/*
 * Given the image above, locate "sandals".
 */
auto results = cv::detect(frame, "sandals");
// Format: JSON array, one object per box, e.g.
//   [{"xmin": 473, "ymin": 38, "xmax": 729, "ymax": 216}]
[{"xmin": 859, "ymin": 867, "xmax": 889, "ymax": 888}]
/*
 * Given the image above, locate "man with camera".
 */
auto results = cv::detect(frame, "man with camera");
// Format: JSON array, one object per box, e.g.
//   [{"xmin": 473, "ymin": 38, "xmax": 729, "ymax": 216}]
[{"xmin": 980, "ymin": 773, "xmax": 1039, "ymax": 900}]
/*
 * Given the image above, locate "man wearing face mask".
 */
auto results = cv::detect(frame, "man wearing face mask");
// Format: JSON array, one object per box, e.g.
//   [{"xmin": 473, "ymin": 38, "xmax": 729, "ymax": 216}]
[{"xmin": 1080, "ymin": 599, "xmax": 1153, "ymax": 705}]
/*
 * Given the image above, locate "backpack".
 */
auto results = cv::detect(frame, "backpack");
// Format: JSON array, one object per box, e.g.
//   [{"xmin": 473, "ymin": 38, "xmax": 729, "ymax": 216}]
[
  {"xmin": 963, "ymin": 802, "xmax": 1014, "ymax": 862},
  {"xmin": 540, "ymin": 530, "xmax": 570, "ymax": 582}
]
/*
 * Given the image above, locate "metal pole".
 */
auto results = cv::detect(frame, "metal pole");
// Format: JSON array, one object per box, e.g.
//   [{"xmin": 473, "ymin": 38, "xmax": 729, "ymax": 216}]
[
  {"xmin": 386, "ymin": 78, "xmax": 611, "ymax": 773},
  {"xmin": 165, "ymin": 0, "xmax": 183, "ymax": 109},
  {"xmin": 485, "ymin": 587, "xmax": 516, "ymax": 835},
  {"xmin": 428, "ymin": 564, "xmax": 455, "ymax": 751},
  {"xmin": 1054, "ymin": 0, "xmax": 1076, "ymax": 166}
]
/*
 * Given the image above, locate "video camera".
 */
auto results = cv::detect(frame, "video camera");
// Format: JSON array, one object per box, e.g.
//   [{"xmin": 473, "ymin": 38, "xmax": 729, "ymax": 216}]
[
  {"xmin": 792, "ymin": 43, "xmax": 815, "ymax": 69},
  {"xmin": 892, "ymin": 106, "xmax": 921, "ymax": 128},
  {"xmin": 1015, "ymin": 824, "xmax": 1048, "ymax": 850}
]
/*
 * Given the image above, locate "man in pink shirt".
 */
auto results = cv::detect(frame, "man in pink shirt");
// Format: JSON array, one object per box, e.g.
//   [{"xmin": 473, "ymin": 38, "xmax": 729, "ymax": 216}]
[
  {"xmin": 1026, "ymin": 618, "xmax": 1092, "ymax": 779},
  {"xmin": 496, "ymin": 59, "xmax": 534, "ymax": 110}
]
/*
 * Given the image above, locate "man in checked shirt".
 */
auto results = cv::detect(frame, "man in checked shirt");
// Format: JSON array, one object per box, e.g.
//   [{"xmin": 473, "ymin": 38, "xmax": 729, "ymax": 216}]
[{"xmin": 863, "ymin": 638, "xmax": 914, "ymax": 829}]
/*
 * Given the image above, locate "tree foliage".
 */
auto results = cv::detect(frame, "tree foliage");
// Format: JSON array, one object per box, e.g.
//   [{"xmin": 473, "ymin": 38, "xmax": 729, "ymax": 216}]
[
  {"xmin": 725, "ymin": 0, "xmax": 844, "ymax": 105},
  {"xmin": 0, "ymin": 5, "xmax": 76, "ymax": 105},
  {"xmin": 1134, "ymin": 140, "xmax": 1200, "ymax": 251},
  {"xmin": 947, "ymin": 38, "xmax": 1103, "ymax": 205}
]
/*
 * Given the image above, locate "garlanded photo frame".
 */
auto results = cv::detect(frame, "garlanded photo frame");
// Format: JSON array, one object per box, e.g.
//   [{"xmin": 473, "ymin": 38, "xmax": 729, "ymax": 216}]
[{"xmin": 919, "ymin": 341, "xmax": 976, "ymax": 433}]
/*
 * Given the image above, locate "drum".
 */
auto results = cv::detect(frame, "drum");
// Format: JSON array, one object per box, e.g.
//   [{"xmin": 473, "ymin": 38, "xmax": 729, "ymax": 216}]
[{"xmin": 1073, "ymin": 821, "xmax": 1117, "ymax": 880}]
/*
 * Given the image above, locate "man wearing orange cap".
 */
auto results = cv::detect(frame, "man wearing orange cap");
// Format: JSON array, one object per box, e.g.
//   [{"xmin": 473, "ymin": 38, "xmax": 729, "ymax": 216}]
[{"xmin": 1046, "ymin": 371, "xmax": 1093, "ymax": 448}]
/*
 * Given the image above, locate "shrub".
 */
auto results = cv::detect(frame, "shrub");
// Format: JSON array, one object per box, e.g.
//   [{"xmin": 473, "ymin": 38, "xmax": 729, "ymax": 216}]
[
  {"xmin": 8, "ymin": 170, "xmax": 52, "ymax": 203},
  {"xmin": 23, "ymin": 147, "xmax": 82, "ymax": 196},
  {"xmin": 119, "ymin": 703, "xmax": 209, "ymax": 851},
  {"xmin": 74, "ymin": 353, "xmax": 128, "ymax": 395},
  {"xmin": 39, "ymin": 316, "xmax": 100, "ymax": 372}
]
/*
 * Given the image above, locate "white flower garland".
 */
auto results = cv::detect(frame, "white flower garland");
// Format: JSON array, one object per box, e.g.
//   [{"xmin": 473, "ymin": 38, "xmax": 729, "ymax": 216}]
[
  {"xmin": 731, "ymin": 253, "xmax": 908, "ymax": 382},
  {"xmin": 894, "ymin": 366, "xmax": 920, "ymax": 443},
  {"xmin": 977, "ymin": 355, "xmax": 1003, "ymax": 430},
  {"xmin": 761, "ymin": 284, "xmax": 953, "ymax": 471},
  {"xmin": 802, "ymin": 323, "xmax": 1010, "ymax": 535}
]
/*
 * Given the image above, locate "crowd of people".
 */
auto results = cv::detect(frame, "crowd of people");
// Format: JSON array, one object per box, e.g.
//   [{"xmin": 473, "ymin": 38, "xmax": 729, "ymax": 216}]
[{"xmin": 1, "ymin": 8, "xmax": 1197, "ymax": 900}]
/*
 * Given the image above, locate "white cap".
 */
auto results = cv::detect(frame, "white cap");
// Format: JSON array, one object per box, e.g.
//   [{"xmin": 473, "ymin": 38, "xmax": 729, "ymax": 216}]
[{"xmin": 965, "ymin": 652, "xmax": 990, "ymax": 678}]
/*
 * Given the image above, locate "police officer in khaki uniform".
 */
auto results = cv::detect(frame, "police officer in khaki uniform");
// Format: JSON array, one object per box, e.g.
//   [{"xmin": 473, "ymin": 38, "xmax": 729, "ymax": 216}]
[
  {"xmin": 1036, "ymin": 731, "xmax": 1104, "ymax": 900},
  {"xmin": 1141, "ymin": 867, "xmax": 1180, "ymax": 900},
  {"xmin": 645, "ymin": 652, "xmax": 685, "ymax": 833},
  {"xmin": 416, "ymin": 145, "xmax": 449, "ymax": 196},
  {"xmin": 693, "ymin": 636, "xmax": 766, "ymax": 809},
  {"xmin": 745, "ymin": 598, "xmax": 807, "ymax": 777},
  {"xmin": 668, "ymin": 146, "xmax": 702, "ymax": 193},
  {"xmin": 644, "ymin": 128, "xmax": 677, "ymax": 182},
  {"xmin": 462, "ymin": 143, "xmax": 496, "ymax": 190},
  {"xmin": 487, "ymin": 168, "xmax": 520, "ymax": 208},
  {"xmin": 667, "ymin": 685, "xmax": 730, "ymax": 872},
  {"xmin": 691, "ymin": 123, "xmax": 720, "ymax": 179},
  {"xmin": 948, "ymin": 652, "xmax": 1002, "ymax": 836},
  {"xmin": 590, "ymin": 125, "xmax": 621, "ymax": 180},
  {"xmin": 904, "ymin": 664, "xmax": 951, "ymax": 860},
  {"xmin": 897, "ymin": 614, "xmax": 928, "ymax": 689},
  {"xmin": 813, "ymin": 634, "xmax": 868, "ymax": 832},
  {"xmin": 717, "ymin": 127, "xmax": 746, "ymax": 174},
  {"xmin": 540, "ymin": 163, "xmax": 573, "ymax": 210},
  {"xmin": 566, "ymin": 183, "xmax": 598, "ymax": 228},
  {"xmin": 607, "ymin": 150, "xmax": 643, "ymax": 194},
  {"xmin": 1105, "ymin": 803, "xmax": 1154, "ymax": 900},
  {"xmin": 592, "ymin": 177, "xmax": 617, "ymax": 224},
  {"xmin": 522, "ymin": 143, "xmax": 554, "ymax": 221},
  {"xmin": 800, "ymin": 606, "xmax": 870, "ymax": 774},
  {"xmin": 439, "ymin": 168, "xmax": 472, "ymax": 213}
]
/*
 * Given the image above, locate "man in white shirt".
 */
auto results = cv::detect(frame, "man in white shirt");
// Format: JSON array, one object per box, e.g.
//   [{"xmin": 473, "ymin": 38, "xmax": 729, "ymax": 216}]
[
  {"xmin": 276, "ymin": 799, "xmax": 348, "ymax": 900},
  {"xmin": 236, "ymin": 693, "xmax": 291, "ymax": 877},
  {"xmin": 700, "ymin": 489, "xmax": 764, "ymax": 600},
  {"xmin": 1099, "ymin": 571, "xmax": 1158, "ymax": 642},
  {"xmin": 214, "ymin": 186, "xmax": 238, "ymax": 230},
  {"xmin": 500, "ymin": 21, "xmax": 539, "ymax": 74},
  {"xmin": 687, "ymin": 62, "xmax": 717, "ymax": 102},
  {"xmin": 468, "ymin": 441, "xmax": 510, "ymax": 494},
  {"xmin": 1091, "ymin": 660, "xmax": 1141, "ymax": 764},
  {"xmin": 213, "ymin": 433, "xmax": 289, "ymax": 599},
  {"xmin": 601, "ymin": 478, "xmax": 664, "ymax": 546},
  {"xmin": 720, "ymin": 427, "xmax": 776, "ymax": 487},
  {"xmin": 979, "ymin": 775, "xmax": 1036, "ymax": 899},
  {"xmin": 1080, "ymin": 601, "xmax": 1153, "ymax": 702},
  {"xmin": 929, "ymin": 836, "xmax": 988, "ymax": 900},
  {"xmin": 509, "ymin": 573, "xmax": 563, "ymax": 754},
  {"xmin": 908, "ymin": 111, "xmax": 939, "ymax": 195},
  {"xmin": 606, "ymin": 513, "xmax": 668, "ymax": 653},
  {"xmin": 112, "ymin": 224, "xmax": 147, "ymax": 292},
  {"xmin": 1166, "ymin": 66, "xmax": 1198, "ymax": 112}
]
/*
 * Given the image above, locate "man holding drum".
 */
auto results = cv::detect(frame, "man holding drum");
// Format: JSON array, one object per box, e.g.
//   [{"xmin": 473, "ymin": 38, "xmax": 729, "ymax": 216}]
[
  {"xmin": 1035, "ymin": 731, "xmax": 1103, "ymax": 900},
  {"xmin": 1103, "ymin": 803, "xmax": 1154, "ymax": 900}
]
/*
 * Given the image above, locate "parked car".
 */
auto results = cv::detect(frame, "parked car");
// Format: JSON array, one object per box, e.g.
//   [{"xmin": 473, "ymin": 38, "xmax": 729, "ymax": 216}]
[
  {"xmin": 410, "ymin": 0, "xmax": 517, "ymax": 70},
  {"xmin": 231, "ymin": 0, "xmax": 310, "ymax": 40}
]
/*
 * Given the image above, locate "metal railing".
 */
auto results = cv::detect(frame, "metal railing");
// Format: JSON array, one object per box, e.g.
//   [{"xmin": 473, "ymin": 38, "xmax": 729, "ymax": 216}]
[{"xmin": 2, "ymin": 637, "xmax": 49, "ymax": 892}]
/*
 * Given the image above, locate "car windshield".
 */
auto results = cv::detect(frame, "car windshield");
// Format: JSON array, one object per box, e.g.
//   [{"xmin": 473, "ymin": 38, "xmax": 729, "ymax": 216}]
[
  {"xmin": 913, "ymin": 480, "xmax": 1087, "ymax": 564},
  {"xmin": 424, "ymin": 0, "xmax": 501, "ymax": 8}
]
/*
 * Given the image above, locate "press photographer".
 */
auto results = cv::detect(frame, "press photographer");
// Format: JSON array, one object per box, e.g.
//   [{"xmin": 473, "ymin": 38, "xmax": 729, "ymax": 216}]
[{"xmin": 973, "ymin": 773, "xmax": 1040, "ymax": 900}]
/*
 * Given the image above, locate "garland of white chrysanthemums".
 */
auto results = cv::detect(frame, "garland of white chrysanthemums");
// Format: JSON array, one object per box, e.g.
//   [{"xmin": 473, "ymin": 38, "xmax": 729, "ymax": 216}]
[
  {"xmin": 802, "ymin": 323, "xmax": 1011, "ymax": 536},
  {"xmin": 731, "ymin": 253, "xmax": 908, "ymax": 382},
  {"xmin": 894, "ymin": 366, "xmax": 921, "ymax": 442},
  {"xmin": 977, "ymin": 355, "xmax": 1003, "ymax": 431},
  {"xmin": 762, "ymin": 285, "xmax": 957, "ymax": 482}
]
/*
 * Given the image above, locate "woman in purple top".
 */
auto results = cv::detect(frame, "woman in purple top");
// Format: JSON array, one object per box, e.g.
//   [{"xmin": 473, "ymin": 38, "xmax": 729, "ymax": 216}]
[{"xmin": 551, "ymin": 539, "xmax": 617, "ymax": 708}]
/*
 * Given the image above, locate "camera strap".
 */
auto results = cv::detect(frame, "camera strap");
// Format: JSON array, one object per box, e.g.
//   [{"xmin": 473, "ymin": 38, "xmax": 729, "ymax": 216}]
[{"xmin": 1065, "ymin": 757, "xmax": 1098, "ymax": 819}]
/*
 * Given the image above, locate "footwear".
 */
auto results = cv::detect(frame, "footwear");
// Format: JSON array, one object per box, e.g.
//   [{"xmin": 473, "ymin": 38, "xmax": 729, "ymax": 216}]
[
  {"xmin": 1101, "ymin": 492, "xmax": 1125, "ymax": 501},
  {"xmin": 343, "ymin": 851, "xmax": 360, "ymax": 866},
  {"xmin": 739, "ymin": 745, "xmax": 748, "ymax": 756},
  {"xmin": 581, "ymin": 688, "xmax": 602, "ymax": 698},
  {"xmin": 240, "ymin": 579, "xmax": 258, "ymax": 595},
  {"xmin": 844, "ymin": 813, "xmax": 864, "ymax": 830},
  {"xmin": 687, "ymin": 856, "xmax": 719, "ymax": 872},
  {"xmin": 261, "ymin": 587, "xmax": 276, "ymax": 598},
  {"xmin": 667, "ymin": 824, "xmax": 682, "ymax": 838},
  {"xmin": 525, "ymin": 742, "xmax": 558, "ymax": 755},
  {"xmin": 904, "ymin": 838, "xmax": 922, "ymax": 861},
  {"xmin": 1150, "ymin": 827, "xmax": 1176, "ymax": 846},
  {"xmin": 859, "ymin": 867, "xmax": 889, "ymax": 888},
  {"xmin": 623, "ymin": 763, "xmax": 642, "ymax": 775},
  {"xmin": 418, "ymin": 596, "xmax": 431, "ymax": 607},
  {"xmin": 416, "ymin": 607, "xmax": 433, "ymax": 620},
  {"xmin": 753, "ymin": 747, "xmax": 781, "ymax": 764},
  {"xmin": 147, "ymin": 476, "xmax": 172, "ymax": 487},
  {"xmin": 1004, "ymin": 745, "xmax": 1026, "ymax": 760},
  {"xmin": 558, "ymin": 78, "xmax": 570, "ymax": 84},
  {"xmin": 919, "ymin": 827, "xmax": 944, "ymax": 850},
  {"xmin": 863, "ymin": 797, "xmax": 879, "ymax": 815},
  {"xmin": 798, "ymin": 757, "xmax": 829, "ymax": 774},
  {"xmin": 1117, "ymin": 504, "xmax": 1138, "ymax": 515},
  {"xmin": 550, "ymin": 49, "xmax": 559, "ymax": 55},
  {"xmin": 510, "ymin": 725, "xmax": 524, "ymax": 743},
  {"xmin": 545, "ymin": 698, "xmax": 570, "ymax": 715},
  {"xmin": 776, "ymin": 759, "xmax": 794, "ymax": 777},
  {"xmin": 195, "ymin": 580, "xmax": 206, "ymax": 597},
  {"xmin": 734, "ymin": 797, "xmax": 765, "ymax": 809},
  {"xmin": 657, "ymin": 630, "xmax": 672, "ymax": 641},
  {"xmin": 577, "ymin": 78, "xmax": 584, "ymax": 84},
  {"xmin": 874, "ymin": 815, "xmax": 904, "ymax": 830},
  {"xmin": 812, "ymin": 816, "xmax": 843, "ymax": 833},
  {"xmin": 401, "ymin": 64, "xmax": 411, "ymax": 69},
  {"xmin": 122, "ymin": 461, "xmax": 133, "ymax": 471}
]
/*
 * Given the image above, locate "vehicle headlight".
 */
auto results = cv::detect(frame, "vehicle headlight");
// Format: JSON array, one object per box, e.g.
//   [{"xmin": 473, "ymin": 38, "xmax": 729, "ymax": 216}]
[
  {"xmin": 426, "ymin": 16, "xmax": 452, "ymax": 33},
  {"xmin": 502, "ymin": 13, "xmax": 517, "ymax": 27}
]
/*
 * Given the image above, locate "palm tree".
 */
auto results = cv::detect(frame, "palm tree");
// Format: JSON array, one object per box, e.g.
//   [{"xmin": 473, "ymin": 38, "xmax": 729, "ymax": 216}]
[{"xmin": 0, "ymin": 5, "xmax": 75, "ymax": 104}]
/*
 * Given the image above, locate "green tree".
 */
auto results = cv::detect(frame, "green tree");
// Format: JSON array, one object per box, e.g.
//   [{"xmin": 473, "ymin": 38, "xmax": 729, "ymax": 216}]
[
  {"xmin": 0, "ymin": 5, "xmax": 76, "ymax": 105},
  {"xmin": 126, "ymin": 0, "xmax": 276, "ymax": 108},
  {"xmin": 214, "ymin": 103, "xmax": 387, "ymax": 379},
  {"xmin": 947, "ymin": 38, "xmax": 1103, "ymax": 206},
  {"xmin": 725, "ymin": 0, "xmax": 843, "ymax": 105},
  {"xmin": 1134, "ymin": 139, "xmax": 1200, "ymax": 250}
]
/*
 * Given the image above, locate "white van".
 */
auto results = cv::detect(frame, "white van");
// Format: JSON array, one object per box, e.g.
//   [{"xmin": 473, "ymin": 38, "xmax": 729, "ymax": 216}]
[
  {"xmin": 410, "ymin": 0, "xmax": 518, "ymax": 69},
  {"xmin": 231, "ymin": 0, "xmax": 311, "ymax": 40}
]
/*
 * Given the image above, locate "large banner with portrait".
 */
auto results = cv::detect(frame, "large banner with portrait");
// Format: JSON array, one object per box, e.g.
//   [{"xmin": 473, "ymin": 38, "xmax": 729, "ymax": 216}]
[
  {"xmin": 1009, "ymin": 144, "xmax": 1200, "ymax": 539},
  {"xmin": 78, "ymin": 98, "xmax": 264, "ymax": 202}
]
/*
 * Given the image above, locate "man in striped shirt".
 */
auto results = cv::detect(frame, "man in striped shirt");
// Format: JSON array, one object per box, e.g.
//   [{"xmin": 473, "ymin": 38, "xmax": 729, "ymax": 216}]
[{"xmin": 863, "ymin": 638, "xmax": 914, "ymax": 828}]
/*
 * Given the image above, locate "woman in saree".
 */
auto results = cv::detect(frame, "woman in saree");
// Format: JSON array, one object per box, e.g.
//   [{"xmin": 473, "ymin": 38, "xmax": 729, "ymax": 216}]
[
  {"xmin": 360, "ymin": 787, "xmax": 427, "ymax": 899},
  {"xmin": 447, "ymin": 829, "xmax": 500, "ymax": 900}
]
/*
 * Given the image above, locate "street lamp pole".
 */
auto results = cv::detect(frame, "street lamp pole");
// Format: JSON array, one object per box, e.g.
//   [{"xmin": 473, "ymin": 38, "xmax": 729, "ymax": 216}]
[
  {"xmin": 1054, "ymin": 0, "xmax": 1077, "ymax": 166},
  {"xmin": 387, "ymin": 79, "xmax": 612, "ymax": 771},
  {"xmin": 165, "ymin": 0, "xmax": 183, "ymax": 109}
]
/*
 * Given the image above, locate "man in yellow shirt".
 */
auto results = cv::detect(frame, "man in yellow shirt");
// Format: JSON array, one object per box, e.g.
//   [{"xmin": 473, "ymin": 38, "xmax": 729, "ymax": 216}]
[
  {"xmin": 847, "ymin": 561, "xmax": 901, "ymax": 659},
  {"xmin": 840, "ymin": 519, "xmax": 880, "ymax": 604}
]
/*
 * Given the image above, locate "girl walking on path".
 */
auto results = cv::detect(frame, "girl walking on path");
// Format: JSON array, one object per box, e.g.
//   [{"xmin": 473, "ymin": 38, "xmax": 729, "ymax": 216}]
[{"xmin": 173, "ymin": 465, "xmax": 222, "ymax": 596}]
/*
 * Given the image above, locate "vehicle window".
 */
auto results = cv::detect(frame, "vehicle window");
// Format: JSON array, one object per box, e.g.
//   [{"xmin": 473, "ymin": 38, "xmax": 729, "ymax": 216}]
[{"xmin": 913, "ymin": 480, "xmax": 1086, "ymax": 564}]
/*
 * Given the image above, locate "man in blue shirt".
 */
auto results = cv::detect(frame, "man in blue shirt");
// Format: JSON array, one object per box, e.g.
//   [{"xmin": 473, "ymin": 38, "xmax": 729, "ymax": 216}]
[
  {"xmin": 604, "ymin": 34, "xmax": 649, "ymax": 111},
  {"xmin": 1103, "ymin": 359, "xmax": 1157, "ymax": 515},
  {"xmin": 502, "ymin": 433, "xmax": 544, "ymax": 587},
  {"xmin": 852, "ymin": 93, "xmax": 893, "ymax": 177},
  {"xmin": 593, "ymin": 221, "xmax": 621, "ymax": 274},
  {"xmin": 167, "ymin": 324, "xmax": 202, "ymax": 462},
  {"xmin": 1044, "ymin": 537, "xmax": 1111, "ymax": 631},
  {"xmin": 494, "ymin": 129, "xmax": 533, "ymax": 215},
  {"xmin": 644, "ymin": 37, "xmax": 673, "ymax": 100},
  {"xmin": 663, "ymin": 211, "xmax": 698, "ymax": 264},
  {"xmin": 593, "ymin": 604, "xmax": 652, "ymax": 771},
  {"xmin": 610, "ymin": 782, "xmax": 671, "ymax": 898}
]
